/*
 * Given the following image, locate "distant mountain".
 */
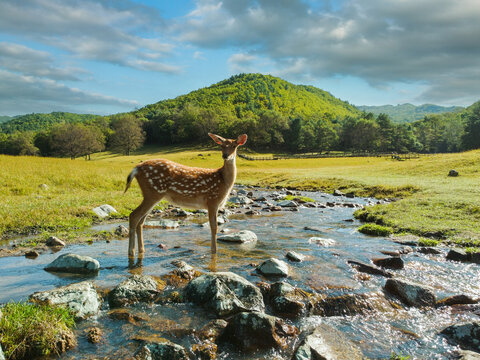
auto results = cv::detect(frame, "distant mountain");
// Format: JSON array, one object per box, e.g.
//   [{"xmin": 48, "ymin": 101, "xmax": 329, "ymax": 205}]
[
  {"xmin": 0, "ymin": 112, "xmax": 98, "ymax": 134},
  {"xmin": 357, "ymin": 103, "xmax": 464, "ymax": 123},
  {"xmin": 137, "ymin": 73, "xmax": 360, "ymax": 120}
]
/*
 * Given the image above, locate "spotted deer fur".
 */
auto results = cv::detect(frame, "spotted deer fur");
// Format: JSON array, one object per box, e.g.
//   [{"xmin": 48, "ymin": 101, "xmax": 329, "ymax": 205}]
[{"xmin": 124, "ymin": 133, "xmax": 247, "ymax": 258}]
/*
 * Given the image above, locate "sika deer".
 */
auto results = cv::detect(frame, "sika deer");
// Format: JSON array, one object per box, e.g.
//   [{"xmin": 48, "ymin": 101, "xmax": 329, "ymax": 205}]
[{"xmin": 124, "ymin": 133, "xmax": 247, "ymax": 258}]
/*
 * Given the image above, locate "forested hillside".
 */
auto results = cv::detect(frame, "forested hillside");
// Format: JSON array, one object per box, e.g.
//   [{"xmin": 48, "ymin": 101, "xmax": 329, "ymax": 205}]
[
  {"xmin": 0, "ymin": 73, "xmax": 479, "ymax": 157},
  {"xmin": 357, "ymin": 103, "xmax": 464, "ymax": 123},
  {"xmin": 0, "ymin": 112, "xmax": 98, "ymax": 134},
  {"xmin": 0, "ymin": 116, "xmax": 12, "ymax": 123}
]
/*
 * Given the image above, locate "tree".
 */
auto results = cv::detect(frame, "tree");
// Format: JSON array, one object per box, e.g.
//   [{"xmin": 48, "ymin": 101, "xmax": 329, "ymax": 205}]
[
  {"xmin": 462, "ymin": 101, "xmax": 480, "ymax": 150},
  {"xmin": 5, "ymin": 132, "xmax": 39, "ymax": 155},
  {"xmin": 110, "ymin": 115, "xmax": 145, "ymax": 155},
  {"xmin": 52, "ymin": 123, "xmax": 105, "ymax": 159}
]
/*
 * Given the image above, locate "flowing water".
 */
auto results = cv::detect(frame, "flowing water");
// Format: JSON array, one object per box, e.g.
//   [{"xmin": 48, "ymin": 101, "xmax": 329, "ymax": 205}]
[{"xmin": 0, "ymin": 188, "xmax": 479, "ymax": 359}]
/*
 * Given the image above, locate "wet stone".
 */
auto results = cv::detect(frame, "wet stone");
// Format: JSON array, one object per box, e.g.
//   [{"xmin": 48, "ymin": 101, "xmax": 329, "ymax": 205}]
[
  {"xmin": 45, "ymin": 253, "xmax": 100, "ymax": 274},
  {"xmin": 441, "ymin": 322, "xmax": 480, "ymax": 352},
  {"xmin": 192, "ymin": 342, "xmax": 217, "ymax": 360},
  {"xmin": 333, "ymin": 189, "xmax": 345, "ymax": 196},
  {"xmin": 257, "ymin": 258, "xmax": 289, "ymax": 277},
  {"xmin": 347, "ymin": 260, "xmax": 393, "ymax": 278},
  {"xmin": 417, "ymin": 247, "xmax": 442, "ymax": 255},
  {"xmin": 277, "ymin": 200, "xmax": 299, "ymax": 207},
  {"xmin": 114, "ymin": 225, "xmax": 129, "ymax": 237},
  {"xmin": 218, "ymin": 230, "xmax": 257, "ymax": 244},
  {"xmin": 384, "ymin": 278, "xmax": 437, "ymax": 308},
  {"xmin": 108, "ymin": 308, "xmax": 149, "ymax": 324},
  {"xmin": 312, "ymin": 292, "xmax": 396, "ymax": 317},
  {"xmin": 184, "ymin": 272, "xmax": 265, "ymax": 317},
  {"xmin": 372, "ymin": 256, "xmax": 404, "ymax": 270},
  {"xmin": 269, "ymin": 282, "xmax": 315, "ymax": 318},
  {"xmin": 86, "ymin": 327, "xmax": 103, "ymax": 344},
  {"xmin": 457, "ymin": 350, "xmax": 480, "ymax": 359},
  {"xmin": 108, "ymin": 275, "xmax": 165, "ymax": 308},
  {"xmin": 293, "ymin": 323, "xmax": 363, "ymax": 360},
  {"xmin": 196, "ymin": 319, "xmax": 228, "ymax": 343},
  {"xmin": 437, "ymin": 295, "xmax": 479, "ymax": 307},
  {"xmin": 221, "ymin": 311, "xmax": 298, "ymax": 351},
  {"xmin": 30, "ymin": 281, "xmax": 101, "ymax": 320},
  {"xmin": 144, "ymin": 219, "xmax": 179, "ymax": 229},
  {"xmin": 286, "ymin": 251, "xmax": 305, "ymax": 262},
  {"xmin": 229, "ymin": 196, "xmax": 253, "ymax": 205},
  {"xmin": 25, "ymin": 250, "xmax": 39, "ymax": 258},
  {"xmin": 135, "ymin": 338, "xmax": 189, "ymax": 360},
  {"xmin": 309, "ymin": 237, "xmax": 336, "ymax": 247}
]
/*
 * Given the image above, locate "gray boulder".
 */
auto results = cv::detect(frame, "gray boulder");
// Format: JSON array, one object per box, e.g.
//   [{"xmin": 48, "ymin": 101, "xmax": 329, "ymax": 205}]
[
  {"xmin": 184, "ymin": 272, "xmax": 264, "ymax": 317},
  {"xmin": 286, "ymin": 251, "xmax": 305, "ymax": 262},
  {"xmin": 144, "ymin": 219, "xmax": 179, "ymax": 229},
  {"xmin": 384, "ymin": 278, "xmax": 436, "ymax": 307},
  {"xmin": 313, "ymin": 292, "xmax": 396, "ymax": 317},
  {"xmin": 30, "ymin": 281, "xmax": 101, "ymax": 320},
  {"xmin": 108, "ymin": 275, "xmax": 164, "ymax": 308},
  {"xmin": 222, "ymin": 311, "xmax": 298, "ymax": 351},
  {"xmin": 257, "ymin": 258, "xmax": 289, "ymax": 277},
  {"xmin": 441, "ymin": 322, "xmax": 480, "ymax": 352},
  {"xmin": 115, "ymin": 225, "xmax": 129, "ymax": 237},
  {"xmin": 135, "ymin": 339, "xmax": 189, "ymax": 360},
  {"xmin": 46, "ymin": 236, "xmax": 65, "ymax": 247},
  {"xmin": 92, "ymin": 204, "xmax": 117, "ymax": 218},
  {"xmin": 372, "ymin": 256, "xmax": 404, "ymax": 270},
  {"xmin": 333, "ymin": 189, "xmax": 345, "ymax": 196},
  {"xmin": 229, "ymin": 196, "xmax": 253, "ymax": 205},
  {"xmin": 218, "ymin": 230, "xmax": 257, "ymax": 244},
  {"xmin": 269, "ymin": 282, "xmax": 316, "ymax": 317},
  {"xmin": 309, "ymin": 237, "xmax": 336, "ymax": 246},
  {"xmin": 45, "ymin": 253, "xmax": 100, "ymax": 274},
  {"xmin": 447, "ymin": 249, "xmax": 470, "ymax": 262},
  {"xmin": 294, "ymin": 323, "xmax": 363, "ymax": 360},
  {"xmin": 277, "ymin": 200, "xmax": 298, "ymax": 207},
  {"xmin": 347, "ymin": 260, "xmax": 393, "ymax": 278}
]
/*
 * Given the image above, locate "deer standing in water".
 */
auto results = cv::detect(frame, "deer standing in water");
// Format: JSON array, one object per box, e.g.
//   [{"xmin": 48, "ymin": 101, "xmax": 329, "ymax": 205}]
[{"xmin": 124, "ymin": 133, "xmax": 247, "ymax": 258}]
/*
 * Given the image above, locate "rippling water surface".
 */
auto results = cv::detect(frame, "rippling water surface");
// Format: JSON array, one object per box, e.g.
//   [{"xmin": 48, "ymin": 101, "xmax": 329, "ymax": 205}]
[{"xmin": 0, "ymin": 188, "xmax": 479, "ymax": 359}]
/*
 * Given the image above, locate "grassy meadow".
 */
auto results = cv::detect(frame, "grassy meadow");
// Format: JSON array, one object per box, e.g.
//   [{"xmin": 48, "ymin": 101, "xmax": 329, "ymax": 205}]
[{"xmin": 1, "ymin": 147, "xmax": 480, "ymax": 245}]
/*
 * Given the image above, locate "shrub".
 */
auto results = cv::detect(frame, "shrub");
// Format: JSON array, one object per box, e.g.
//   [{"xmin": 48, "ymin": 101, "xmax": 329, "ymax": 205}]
[
  {"xmin": 358, "ymin": 223, "xmax": 394, "ymax": 236},
  {"xmin": 418, "ymin": 238, "xmax": 440, "ymax": 247},
  {"xmin": 0, "ymin": 302, "xmax": 76, "ymax": 359}
]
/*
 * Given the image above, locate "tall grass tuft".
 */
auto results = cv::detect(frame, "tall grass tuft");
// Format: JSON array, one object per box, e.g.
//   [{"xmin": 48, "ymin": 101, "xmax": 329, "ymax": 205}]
[{"xmin": 0, "ymin": 302, "xmax": 76, "ymax": 359}]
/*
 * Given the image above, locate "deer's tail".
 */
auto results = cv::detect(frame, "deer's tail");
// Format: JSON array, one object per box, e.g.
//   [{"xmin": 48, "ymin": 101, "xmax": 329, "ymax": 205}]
[{"xmin": 124, "ymin": 167, "xmax": 139, "ymax": 194}]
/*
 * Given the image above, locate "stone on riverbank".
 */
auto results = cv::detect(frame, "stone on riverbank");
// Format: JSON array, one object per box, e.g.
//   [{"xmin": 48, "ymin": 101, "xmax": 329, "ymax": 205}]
[
  {"xmin": 293, "ymin": 323, "xmax": 363, "ymax": 360},
  {"xmin": 30, "ymin": 281, "xmax": 101, "ymax": 320},
  {"xmin": 229, "ymin": 196, "xmax": 253, "ymax": 205},
  {"xmin": 218, "ymin": 230, "xmax": 257, "ymax": 243},
  {"xmin": 46, "ymin": 236, "xmax": 65, "ymax": 247},
  {"xmin": 184, "ymin": 272, "xmax": 265, "ymax": 317},
  {"xmin": 135, "ymin": 338, "xmax": 189, "ymax": 360},
  {"xmin": 437, "ymin": 294, "xmax": 479, "ymax": 307},
  {"xmin": 384, "ymin": 278, "xmax": 436, "ymax": 307},
  {"xmin": 144, "ymin": 219, "xmax": 179, "ymax": 229},
  {"xmin": 115, "ymin": 225, "xmax": 129, "ymax": 237},
  {"xmin": 92, "ymin": 204, "xmax": 117, "ymax": 218},
  {"xmin": 108, "ymin": 275, "xmax": 166, "ymax": 308},
  {"xmin": 277, "ymin": 200, "xmax": 299, "ymax": 207},
  {"xmin": 45, "ymin": 253, "xmax": 100, "ymax": 274},
  {"xmin": 441, "ymin": 322, "xmax": 480, "ymax": 352},
  {"xmin": 257, "ymin": 258, "xmax": 289, "ymax": 277},
  {"xmin": 222, "ymin": 311, "xmax": 298, "ymax": 351}
]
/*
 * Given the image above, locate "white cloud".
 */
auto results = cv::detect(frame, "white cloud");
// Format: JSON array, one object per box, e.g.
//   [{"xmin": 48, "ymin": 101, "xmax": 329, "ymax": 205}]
[
  {"xmin": 0, "ymin": 70, "xmax": 138, "ymax": 115},
  {"xmin": 177, "ymin": 0, "xmax": 480, "ymax": 104},
  {"xmin": 0, "ymin": 0, "xmax": 179, "ymax": 74}
]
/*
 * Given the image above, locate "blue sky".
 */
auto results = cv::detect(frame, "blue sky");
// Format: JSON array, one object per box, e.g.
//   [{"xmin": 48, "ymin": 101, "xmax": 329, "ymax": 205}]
[{"xmin": 1, "ymin": 0, "xmax": 480, "ymax": 116}]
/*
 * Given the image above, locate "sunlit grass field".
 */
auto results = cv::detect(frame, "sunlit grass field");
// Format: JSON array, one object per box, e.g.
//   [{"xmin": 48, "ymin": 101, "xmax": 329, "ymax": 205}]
[{"xmin": 1, "ymin": 147, "xmax": 480, "ymax": 243}]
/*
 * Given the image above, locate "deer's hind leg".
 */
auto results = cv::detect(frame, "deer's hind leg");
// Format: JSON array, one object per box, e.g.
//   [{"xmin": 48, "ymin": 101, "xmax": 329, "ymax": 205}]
[{"xmin": 128, "ymin": 196, "xmax": 162, "ymax": 258}]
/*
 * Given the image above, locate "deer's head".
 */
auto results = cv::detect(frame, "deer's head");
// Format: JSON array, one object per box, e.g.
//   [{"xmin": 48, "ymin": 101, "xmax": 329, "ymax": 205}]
[{"xmin": 209, "ymin": 133, "xmax": 248, "ymax": 161}]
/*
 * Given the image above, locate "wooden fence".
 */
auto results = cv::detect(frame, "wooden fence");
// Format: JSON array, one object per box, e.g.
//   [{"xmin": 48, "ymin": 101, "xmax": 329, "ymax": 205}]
[{"xmin": 238, "ymin": 152, "xmax": 420, "ymax": 161}]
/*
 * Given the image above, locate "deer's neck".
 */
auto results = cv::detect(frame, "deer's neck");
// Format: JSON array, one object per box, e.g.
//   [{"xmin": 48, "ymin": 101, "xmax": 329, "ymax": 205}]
[{"xmin": 220, "ymin": 157, "xmax": 237, "ymax": 189}]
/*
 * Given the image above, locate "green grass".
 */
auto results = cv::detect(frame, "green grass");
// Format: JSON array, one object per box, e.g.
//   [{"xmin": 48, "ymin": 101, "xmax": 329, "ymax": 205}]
[
  {"xmin": 0, "ymin": 302, "xmax": 76, "ymax": 359},
  {"xmin": 418, "ymin": 238, "xmax": 440, "ymax": 247},
  {"xmin": 1, "ymin": 147, "xmax": 480, "ymax": 245},
  {"xmin": 283, "ymin": 195, "xmax": 315, "ymax": 202},
  {"xmin": 358, "ymin": 224, "xmax": 394, "ymax": 236}
]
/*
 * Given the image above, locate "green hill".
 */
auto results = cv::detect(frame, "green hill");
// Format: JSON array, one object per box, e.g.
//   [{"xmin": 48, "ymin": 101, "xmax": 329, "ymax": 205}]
[
  {"xmin": 0, "ymin": 112, "xmax": 98, "ymax": 134},
  {"xmin": 0, "ymin": 116, "xmax": 12, "ymax": 124},
  {"xmin": 137, "ymin": 73, "xmax": 360, "ymax": 120},
  {"xmin": 357, "ymin": 103, "xmax": 464, "ymax": 123}
]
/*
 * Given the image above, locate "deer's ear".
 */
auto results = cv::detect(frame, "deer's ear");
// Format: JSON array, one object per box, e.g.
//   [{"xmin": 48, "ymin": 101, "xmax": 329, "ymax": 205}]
[
  {"xmin": 208, "ymin": 133, "xmax": 225, "ymax": 144},
  {"xmin": 236, "ymin": 134, "xmax": 248, "ymax": 146}
]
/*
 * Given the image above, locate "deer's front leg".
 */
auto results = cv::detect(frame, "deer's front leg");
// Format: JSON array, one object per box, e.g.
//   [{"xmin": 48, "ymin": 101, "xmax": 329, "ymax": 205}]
[{"xmin": 208, "ymin": 206, "xmax": 218, "ymax": 254}]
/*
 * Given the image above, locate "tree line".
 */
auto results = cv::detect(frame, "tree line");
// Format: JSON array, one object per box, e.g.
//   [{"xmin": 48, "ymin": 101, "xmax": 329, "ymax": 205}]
[{"xmin": 0, "ymin": 101, "xmax": 479, "ymax": 158}]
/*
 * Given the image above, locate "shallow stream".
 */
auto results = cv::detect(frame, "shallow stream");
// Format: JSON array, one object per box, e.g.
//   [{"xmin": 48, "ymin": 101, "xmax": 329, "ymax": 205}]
[{"xmin": 0, "ymin": 188, "xmax": 479, "ymax": 359}]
